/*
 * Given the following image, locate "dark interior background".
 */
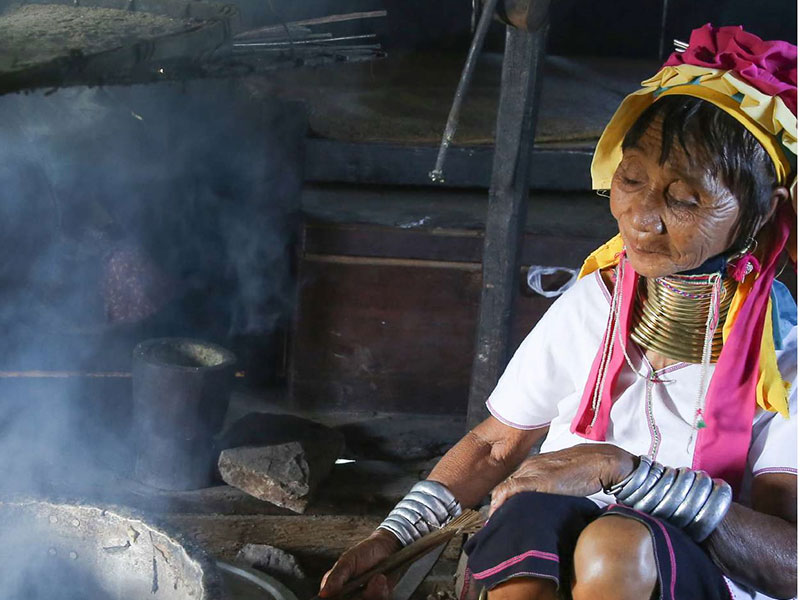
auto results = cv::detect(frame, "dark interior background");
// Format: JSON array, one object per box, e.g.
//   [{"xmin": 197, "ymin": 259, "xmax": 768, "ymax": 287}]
[{"xmin": 231, "ymin": 0, "xmax": 797, "ymax": 57}]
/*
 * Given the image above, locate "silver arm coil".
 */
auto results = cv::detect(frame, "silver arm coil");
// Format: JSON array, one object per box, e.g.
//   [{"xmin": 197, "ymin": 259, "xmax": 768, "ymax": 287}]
[
  {"xmin": 378, "ymin": 516, "xmax": 417, "ymax": 546},
  {"xmin": 378, "ymin": 480, "xmax": 462, "ymax": 547},
  {"xmin": 612, "ymin": 457, "xmax": 732, "ymax": 543},
  {"xmin": 685, "ymin": 480, "xmax": 733, "ymax": 542},
  {"xmin": 396, "ymin": 498, "xmax": 442, "ymax": 528},
  {"xmin": 633, "ymin": 467, "xmax": 678, "ymax": 513},
  {"xmin": 393, "ymin": 506, "xmax": 432, "ymax": 536},
  {"xmin": 624, "ymin": 462, "xmax": 665, "ymax": 506},
  {"xmin": 610, "ymin": 455, "xmax": 652, "ymax": 501},
  {"xmin": 411, "ymin": 480, "xmax": 462, "ymax": 517},
  {"xmin": 405, "ymin": 491, "xmax": 450, "ymax": 523},
  {"xmin": 669, "ymin": 472, "xmax": 713, "ymax": 528},
  {"xmin": 651, "ymin": 468, "xmax": 696, "ymax": 520}
]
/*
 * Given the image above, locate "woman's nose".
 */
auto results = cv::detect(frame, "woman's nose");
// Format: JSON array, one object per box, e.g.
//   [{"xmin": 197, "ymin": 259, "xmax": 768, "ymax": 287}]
[{"xmin": 629, "ymin": 190, "xmax": 664, "ymax": 234}]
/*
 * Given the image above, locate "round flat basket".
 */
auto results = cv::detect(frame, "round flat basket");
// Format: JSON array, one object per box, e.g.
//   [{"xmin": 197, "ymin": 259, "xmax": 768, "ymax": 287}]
[{"xmin": 0, "ymin": 0, "xmax": 237, "ymax": 94}]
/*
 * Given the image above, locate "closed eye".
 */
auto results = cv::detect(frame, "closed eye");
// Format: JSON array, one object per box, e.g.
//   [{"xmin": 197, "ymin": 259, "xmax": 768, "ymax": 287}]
[{"xmin": 667, "ymin": 195, "xmax": 698, "ymax": 208}]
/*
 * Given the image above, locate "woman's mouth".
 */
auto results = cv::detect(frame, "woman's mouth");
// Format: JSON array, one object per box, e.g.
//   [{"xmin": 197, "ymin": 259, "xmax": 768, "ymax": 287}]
[{"xmin": 628, "ymin": 243, "xmax": 663, "ymax": 256}]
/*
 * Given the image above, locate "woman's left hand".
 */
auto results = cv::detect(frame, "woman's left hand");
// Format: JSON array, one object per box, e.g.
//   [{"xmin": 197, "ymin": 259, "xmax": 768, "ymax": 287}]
[{"xmin": 489, "ymin": 443, "xmax": 637, "ymax": 516}]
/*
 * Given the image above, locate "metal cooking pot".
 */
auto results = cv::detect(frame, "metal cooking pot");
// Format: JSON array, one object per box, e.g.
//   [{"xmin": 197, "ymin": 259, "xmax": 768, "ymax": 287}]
[{"xmin": 132, "ymin": 338, "xmax": 236, "ymax": 490}]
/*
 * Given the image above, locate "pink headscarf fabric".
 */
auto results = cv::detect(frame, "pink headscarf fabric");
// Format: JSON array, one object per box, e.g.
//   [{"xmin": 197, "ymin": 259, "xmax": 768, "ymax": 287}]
[
  {"xmin": 665, "ymin": 23, "xmax": 797, "ymax": 114},
  {"xmin": 570, "ymin": 255, "xmax": 637, "ymax": 440},
  {"xmin": 692, "ymin": 205, "xmax": 793, "ymax": 488}
]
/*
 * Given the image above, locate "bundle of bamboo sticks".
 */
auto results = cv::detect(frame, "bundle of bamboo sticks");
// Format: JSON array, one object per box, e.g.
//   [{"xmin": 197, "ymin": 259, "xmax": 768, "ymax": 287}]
[
  {"xmin": 231, "ymin": 11, "xmax": 387, "ymax": 61},
  {"xmin": 314, "ymin": 509, "xmax": 484, "ymax": 600}
]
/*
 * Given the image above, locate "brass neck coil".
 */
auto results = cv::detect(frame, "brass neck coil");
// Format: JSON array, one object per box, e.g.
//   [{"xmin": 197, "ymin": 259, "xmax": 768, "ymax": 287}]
[{"xmin": 630, "ymin": 274, "xmax": 737, "ymax": 364}]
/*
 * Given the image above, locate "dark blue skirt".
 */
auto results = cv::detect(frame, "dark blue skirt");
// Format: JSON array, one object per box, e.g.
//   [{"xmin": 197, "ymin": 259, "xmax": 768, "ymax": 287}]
[{"xmin": 463, "ymin": 491, "xmax": 733, "ymax": 600}]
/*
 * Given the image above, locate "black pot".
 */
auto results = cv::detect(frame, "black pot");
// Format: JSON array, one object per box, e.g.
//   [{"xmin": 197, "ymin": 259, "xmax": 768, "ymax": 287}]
[{"xmin": 132, "ymin": 338, "xmax": 236, "ymax": 490}]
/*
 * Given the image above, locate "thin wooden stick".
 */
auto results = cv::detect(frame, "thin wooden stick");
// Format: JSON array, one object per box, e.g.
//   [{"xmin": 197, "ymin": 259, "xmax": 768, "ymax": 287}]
[
  {"xmin": 235, "ymin": 11, "xmax": 387, "ymax": 40},
  {"xmin": 233, "ymin": 34, "xmax": 377, "ymax": 48},
  {"xmin": 0, "ymin": 370, "xmax": 131, "ymax": 378},
  {"xmin": 290, "ymin": 10, "xmax": 388, "ymax": 28},
  {"xmin": 289, "ymin": 10, "xmax": 388, "ymax": 29},
  {"xmin": 314, "ymin": 510, "xmax": 484, "ymax": 600}
]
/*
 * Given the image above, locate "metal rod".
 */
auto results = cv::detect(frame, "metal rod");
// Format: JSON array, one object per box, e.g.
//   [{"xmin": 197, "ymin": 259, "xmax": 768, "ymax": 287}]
[
  {"xmin": 236, "ymin": 33, "xmax": 334, "ymax": 44},
  {"xmin": 429, "ymin": 0, "xmax": 500, "ymax": 184},
  {"xmin": 232, "ymin": 45, "xmax": 381, "ymax": 56},
  {"xmin": 233, "ymin": 34, "xmax": 377, "ymax": 48},
  {"xmin": 659, "ymin": 0, "xmax": 670, "ymax": 59}
]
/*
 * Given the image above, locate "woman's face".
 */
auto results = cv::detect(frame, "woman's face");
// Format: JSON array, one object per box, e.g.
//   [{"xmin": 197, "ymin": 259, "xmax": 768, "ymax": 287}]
[{"xmin": 610, "ymin": 119, "xmax": 741, "ymax": 278}]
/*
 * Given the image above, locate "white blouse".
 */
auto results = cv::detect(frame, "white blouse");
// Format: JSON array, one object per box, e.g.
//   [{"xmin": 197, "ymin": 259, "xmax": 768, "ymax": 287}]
[{"xmin": 486, "ymin": 270, "xmax": 797, "ymax": 600}]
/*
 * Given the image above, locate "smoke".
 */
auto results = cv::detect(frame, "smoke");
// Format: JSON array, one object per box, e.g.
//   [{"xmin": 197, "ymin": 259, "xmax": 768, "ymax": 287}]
[
  {"xmin": 0, "ymin": 78, "xmax": 304, "ymax": 512},
  {"xmin": 0, "ymin": 518, "xmax": 112, "ymax": 600}
]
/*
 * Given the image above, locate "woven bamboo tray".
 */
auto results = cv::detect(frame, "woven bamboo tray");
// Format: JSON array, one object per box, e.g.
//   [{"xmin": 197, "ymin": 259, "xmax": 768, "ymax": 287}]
[{"xmin": 0, "ymin": 0, "xmax": 237, "ymax": 94}]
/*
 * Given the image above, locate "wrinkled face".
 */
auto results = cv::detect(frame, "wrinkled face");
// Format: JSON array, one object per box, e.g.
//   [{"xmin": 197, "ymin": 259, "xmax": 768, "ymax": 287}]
[{"xmin": 610, "ymin": 119, "xmax": 741, "ymax": 278}]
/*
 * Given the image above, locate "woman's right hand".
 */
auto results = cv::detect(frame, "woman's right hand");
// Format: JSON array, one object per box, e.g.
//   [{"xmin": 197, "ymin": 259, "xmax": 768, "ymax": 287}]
[
  {"xmin": 318, "ymin": 415, "xmax": 543, "ymax": 599},
  {"xmin": 318, "ymin": 529, "xmax": 402, "ymax": 600}
]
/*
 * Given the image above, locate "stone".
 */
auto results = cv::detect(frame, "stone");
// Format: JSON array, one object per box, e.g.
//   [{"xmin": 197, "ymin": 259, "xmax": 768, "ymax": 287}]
[
  {"xmin": 236, "ymin": 544, "xmax": 311, "ymax": 597},
  {"xmin": 218, "ymin": 436, "xmax": 344, "ymax": 513}
]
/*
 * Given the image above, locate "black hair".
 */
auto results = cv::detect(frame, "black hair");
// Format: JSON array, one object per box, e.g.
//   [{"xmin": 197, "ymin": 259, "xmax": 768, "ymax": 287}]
[{"xmin": 621, "ymin": 95, "xmax": 778, "ymax": 252}]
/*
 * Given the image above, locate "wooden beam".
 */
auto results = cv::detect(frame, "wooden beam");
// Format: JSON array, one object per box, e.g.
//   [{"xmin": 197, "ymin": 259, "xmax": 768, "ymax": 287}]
[
  {"xmin": 303, "ymin": 253, "xmax": 482, "ymax": 271},
  {"xmin": 467, "ymin": 26, "xmax": 548, "ymax": 429},
  {"xmin": 304, "ymin": 140, "xmax": 592, "ymax": 190},
  {"xmin": 166, "ymin": 514, "xmax": 378, "ymax": 563},
  {"xmin": 163, "ymin": 514, "xmax": 464, "ymax": 565},
  {"xmin": 301, "ymin": 222, "xmax": 609, "ymax": 267}
]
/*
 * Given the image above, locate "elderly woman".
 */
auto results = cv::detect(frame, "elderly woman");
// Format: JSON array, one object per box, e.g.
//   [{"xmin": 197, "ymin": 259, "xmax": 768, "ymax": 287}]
[{"xmin": 320, "ymin": 25, "xmax": 797, "ymax": 600}]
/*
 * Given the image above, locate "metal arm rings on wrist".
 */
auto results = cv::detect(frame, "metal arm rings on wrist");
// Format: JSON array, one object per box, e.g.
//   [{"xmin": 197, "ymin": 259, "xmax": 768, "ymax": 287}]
[
  {"xmin": 606, "ymin": 456, "xmax": 732, "ymax": 542},
  {"xmin": 377, "ymin": 480, "xmax": 463, "ymax": 546}
]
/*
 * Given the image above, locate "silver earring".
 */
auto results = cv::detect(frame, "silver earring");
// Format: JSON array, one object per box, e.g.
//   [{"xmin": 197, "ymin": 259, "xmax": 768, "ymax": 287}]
[{"xmin": 740, "ymin": 234, "xmax": 758, "ymax": 256}]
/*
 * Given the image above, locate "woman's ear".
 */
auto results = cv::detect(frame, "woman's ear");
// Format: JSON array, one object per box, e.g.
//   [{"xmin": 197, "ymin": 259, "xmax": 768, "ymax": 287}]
[
  {"xmin": 758, "ymin": 186, "xmax": 790, "ymax": 231},
  {"xmin": 737, "ymin": 186, "xmax": 791, "ymax": 253},
  {"xmin": 753, "ymin": 185, "xmax": 789, "ymax": 234}
]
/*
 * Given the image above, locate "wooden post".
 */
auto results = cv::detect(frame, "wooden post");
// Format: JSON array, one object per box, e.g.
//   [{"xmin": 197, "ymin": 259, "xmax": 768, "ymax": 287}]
[{"xmin": 466, "ymin": 25, "xmax": 547, "ymax": 430}]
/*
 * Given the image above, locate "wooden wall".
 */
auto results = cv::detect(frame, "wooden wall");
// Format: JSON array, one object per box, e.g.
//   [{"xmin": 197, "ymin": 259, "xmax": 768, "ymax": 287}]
[{"xmin": 290, "ymin": 217, "xmax": 611, "ymax": 415}]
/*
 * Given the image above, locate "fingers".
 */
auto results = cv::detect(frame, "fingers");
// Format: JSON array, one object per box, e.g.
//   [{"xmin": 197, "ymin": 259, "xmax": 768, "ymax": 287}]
[
  {"xmin": 319, "ymin": 529, "xmax": 403, "ymax": 600},
  {"xmin": 320, "ymin": 566, "xmax": 390, "ymax": 600},
  {"xmin": 363, "ymin": 574, "xmax": 390, "ymax": 600},
  {"xmin": 489, "ymin": 479, "xmax": 514, "ymax": 517},
  {"xmin": 319, "ymin": 533, "xmax": 398, "ymax": 598},
  {"xmin": 319, "ymin": 570, "xmax": 333, "ymax": 596},
  {"xmin": 319, "ymin": 556, "xmax": 355, "ymax": 598},
  {"xmin": 490, "ymin": 476, "xmax": 533, "ymax": 517}
]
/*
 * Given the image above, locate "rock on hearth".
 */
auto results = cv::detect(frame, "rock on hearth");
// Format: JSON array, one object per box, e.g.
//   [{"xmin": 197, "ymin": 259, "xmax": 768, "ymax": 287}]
[
  {"xmin": 218, "ymin": 437, "xmax": 343, "ymax": 513},
  {"xmin": 237, "ymin": 544, "xmax": 311, "ymax": 597}
]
